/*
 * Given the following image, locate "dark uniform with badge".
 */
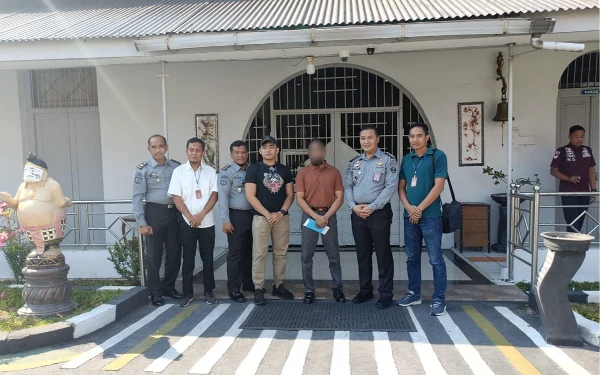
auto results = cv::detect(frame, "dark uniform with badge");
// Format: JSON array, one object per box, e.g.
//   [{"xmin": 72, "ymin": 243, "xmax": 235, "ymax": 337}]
[
  {"xmin": 133, "ymin": 158, "xmax": 182, "ymax": 299},
  {"xmin": 344, "ymin": 149, "xmax": 399, "ymax": 304},
  {"xmin": 551, "ymin": 143, "xmax": 597, "ymax": 232},
  {"xmin": 218, "ymin": 163, "xmax": 254, "ymax": 295}
]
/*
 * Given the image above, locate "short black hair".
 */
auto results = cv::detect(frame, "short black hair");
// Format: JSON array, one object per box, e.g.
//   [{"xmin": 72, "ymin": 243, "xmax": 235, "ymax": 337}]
[
  {"xmin": 148, "ymin": 134, "xmax": 167, "ymax": 146},
  {"xmin": 186, "ymin": 137, "xmax": 205, "ymax": 150},
  {"xmin": 359, "ymin": 125, "xmax": 379, "ymax": 137},
  {"xmin": 569, "ymin": 125, "xmax": 585, "ymax": 135},
  {"xmin": 409, "ymin": 122, "xmax": 429, "ymax": 135},
  {"xmin": 230, "ymin": 140, "xmax": 248, "ymax": 152},
  {"xmin": 307, "ymin": 138, "xmax": 325, "ymax": 148}
]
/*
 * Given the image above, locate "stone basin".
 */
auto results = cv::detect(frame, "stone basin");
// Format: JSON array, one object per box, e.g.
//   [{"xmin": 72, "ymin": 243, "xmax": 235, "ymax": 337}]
[{"xmin": 540, "ymin": 232, "xmax": 595, "ymax": 252}]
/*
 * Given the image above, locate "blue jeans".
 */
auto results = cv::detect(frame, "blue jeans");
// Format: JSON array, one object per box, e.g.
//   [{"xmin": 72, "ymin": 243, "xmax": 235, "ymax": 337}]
[{"xmin": 404, "ymin": 217, "xmax": 447, "ymax": 302}]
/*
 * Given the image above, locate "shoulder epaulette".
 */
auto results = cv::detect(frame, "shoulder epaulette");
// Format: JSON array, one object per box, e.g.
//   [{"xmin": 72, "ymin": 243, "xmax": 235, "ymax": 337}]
[
  {"xmin": 137, "ymin": 161, "xmax": 147, "ymax": 169},
  {"xmin": 221, "ymin": 164, "xmax": 231, "ymax": 171},
  {"xmin": 349, "ymin": 155, "xmax": 359, "ymax": 162},
  {"xmin": 384, "ymin": 152, "xmax": 396, "ymax": 159},
  {"xmin": 170, "ymin": 159, "xmax": 181, "ymax": 165}
]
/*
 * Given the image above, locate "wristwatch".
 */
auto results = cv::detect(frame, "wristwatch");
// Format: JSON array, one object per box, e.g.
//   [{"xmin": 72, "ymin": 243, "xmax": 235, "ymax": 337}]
[{"xmin": 280, "ymin": 209, "xmax": 288, "ymax": 216}]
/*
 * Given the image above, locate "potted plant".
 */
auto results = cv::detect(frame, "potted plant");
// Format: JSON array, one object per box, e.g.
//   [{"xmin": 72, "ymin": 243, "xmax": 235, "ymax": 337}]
[
  {"xmin": 482, "ymin": 166, "xmax": 540, "ymax": 207},
  {"xmin": 482, "ymin": 166, "xmax": 540, "ymax": 252}
]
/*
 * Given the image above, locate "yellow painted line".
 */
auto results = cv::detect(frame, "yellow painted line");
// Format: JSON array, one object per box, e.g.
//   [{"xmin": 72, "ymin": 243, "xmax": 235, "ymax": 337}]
[
  {"xmin": 102, "ymin": 303, "xmax": 200, "ymax": 371},
  {"xmin": 462, "ymin": 305, "xmax": 541, "ymax": 375},
  {"xmin": 0, "ymin": 350, "xmax": 78, "ymax": 372}
]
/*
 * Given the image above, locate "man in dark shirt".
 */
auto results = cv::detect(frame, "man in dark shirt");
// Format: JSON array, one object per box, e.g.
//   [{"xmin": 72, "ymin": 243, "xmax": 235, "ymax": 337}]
[
  {"xmin": 245, "ymin": 136, "xmax": 295, "ymax": 305},
  {"xmin": 550, "ymin": 125, "xmax": 597, "ymax": 232}
]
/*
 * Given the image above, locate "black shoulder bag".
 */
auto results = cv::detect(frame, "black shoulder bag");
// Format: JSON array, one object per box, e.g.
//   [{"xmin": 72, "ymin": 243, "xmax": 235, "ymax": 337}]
[{"xmin": 432, "ymin": 149, "xmax": 462, "ymax": 234}]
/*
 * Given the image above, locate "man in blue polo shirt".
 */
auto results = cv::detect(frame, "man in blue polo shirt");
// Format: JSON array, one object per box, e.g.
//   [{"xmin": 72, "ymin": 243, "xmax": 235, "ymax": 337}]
[{"xmin": 397, "ymin": 122, "xmax": 448, "ymax": 316}]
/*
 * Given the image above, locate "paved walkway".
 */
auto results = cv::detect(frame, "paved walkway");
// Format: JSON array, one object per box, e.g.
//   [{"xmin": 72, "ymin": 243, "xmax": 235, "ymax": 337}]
[{"xmin": 0, "ymin": 300, "xmax": 597, "ymax": 374}]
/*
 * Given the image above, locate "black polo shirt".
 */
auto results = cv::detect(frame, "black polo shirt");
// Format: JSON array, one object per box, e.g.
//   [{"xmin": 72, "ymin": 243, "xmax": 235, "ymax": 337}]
[
  {"xmin": 550, "ymin": 143, "xmax": 596, "ymax": 192},
  {"xmin": 245, "ymin": 162, "xmax": 293, "ymax": 214}
]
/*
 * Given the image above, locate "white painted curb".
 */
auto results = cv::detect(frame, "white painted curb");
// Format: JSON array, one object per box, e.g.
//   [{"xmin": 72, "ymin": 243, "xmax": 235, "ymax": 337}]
[
  {"xmin": 67, "ymin": 303, "xmax": 117, "ymax": 339},
  {"xmin": 574, "ymin": 311, "xmax": 600, "ymax": 347}
]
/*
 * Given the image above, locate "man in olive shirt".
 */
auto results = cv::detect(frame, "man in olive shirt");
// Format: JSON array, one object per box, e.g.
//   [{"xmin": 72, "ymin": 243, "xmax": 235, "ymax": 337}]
[
  {"xmin": 296, "ymin": 139, "xmax": 346, "ymax": 304},
  {"xmin": 550, "ymin": 125, "xmax": 597, "ymax": 232}
]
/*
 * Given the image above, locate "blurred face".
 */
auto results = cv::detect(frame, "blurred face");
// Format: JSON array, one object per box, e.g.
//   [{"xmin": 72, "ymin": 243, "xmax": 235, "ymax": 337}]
[
  {"xmin": 186, "ymin": 141, "xmax": 204, "ymax": 165},
  {"xmin": 569, "ymin": 130, "xmax": 585, "ymax": 148},
  {"xmin": 409, "ymin": 126, "xmax": 430, "ymax": 152},
  {"xmin": 23, "ymin": 163, "xmax": 44, "ymax": 183},
  {"xmin": 231, "ymin": 145, "xmax": 248, "ymax": 166},
  {"xmin": 259, "ymin": 142, "xmax": 278, "ymax": 161},
  {"xmin": 360, "ymin": 129, "xmax": 379, "ymax": 154},
  {"xmin": 148, "ymin": 136, "xmax": 168, "ymax": 161},
  {"xmin": 308, "ymin": 142, "xmax": 326, "ymax": 165}
]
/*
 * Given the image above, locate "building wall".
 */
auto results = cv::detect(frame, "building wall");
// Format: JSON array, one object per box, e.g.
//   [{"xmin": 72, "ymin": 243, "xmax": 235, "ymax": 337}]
[{"xmin": 0, "ymin": 70, "xmax": 24, "ymax": 192}]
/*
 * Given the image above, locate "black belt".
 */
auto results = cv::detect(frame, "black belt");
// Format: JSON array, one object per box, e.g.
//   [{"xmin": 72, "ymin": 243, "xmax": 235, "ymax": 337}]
[
  {"xmin": 310, "ymin": 206, "xmax": 330, "ymax": 212},
  {"xmin": 230, "ymin": 208, "xmax": 253, "ymax": 212},
  {"xmin": 146, "ymin": 202, "xmax": 175, "ymax": 209}
]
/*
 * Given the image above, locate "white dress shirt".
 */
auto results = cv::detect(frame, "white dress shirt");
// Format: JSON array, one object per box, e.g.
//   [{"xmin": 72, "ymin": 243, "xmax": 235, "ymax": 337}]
[{"xmin": 168, "ymin": 161, "xmax": 218, "ymax": 228}]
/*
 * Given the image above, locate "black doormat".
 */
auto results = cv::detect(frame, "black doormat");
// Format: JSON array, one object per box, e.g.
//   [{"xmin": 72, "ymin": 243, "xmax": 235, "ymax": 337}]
[{"xmin": 240, "ymin": 301, "xmax": 416, "ymax": 332}]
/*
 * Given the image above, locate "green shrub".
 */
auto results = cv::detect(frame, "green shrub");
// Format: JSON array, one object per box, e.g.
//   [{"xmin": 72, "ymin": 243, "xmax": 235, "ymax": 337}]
[
  {"xmin": 2, "ymin": 237, "xmax": 33, "ymax": 283},
  {"xmin": 107, "ymin": 232, "xmax": 141, "ymax": 286}
]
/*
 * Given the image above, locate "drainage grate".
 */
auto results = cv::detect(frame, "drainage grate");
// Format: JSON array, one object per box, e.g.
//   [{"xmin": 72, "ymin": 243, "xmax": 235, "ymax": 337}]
[{"xmin": 240, "ymin": 301, "xmax": 416, "ymax": 332}]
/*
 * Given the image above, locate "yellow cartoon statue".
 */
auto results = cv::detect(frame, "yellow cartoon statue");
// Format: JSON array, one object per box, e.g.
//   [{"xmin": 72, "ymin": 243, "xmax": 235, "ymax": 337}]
[
  {"xmin": 0, "ymin": 153, "xmax": 76, "ymax": 316},
  {"xmin": 0, "ymin": 153, "xmax": 71, "ymax": 257}
]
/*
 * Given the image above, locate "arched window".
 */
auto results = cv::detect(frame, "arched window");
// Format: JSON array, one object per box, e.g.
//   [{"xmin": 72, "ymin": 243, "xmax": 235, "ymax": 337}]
[{"xmin": 559, "ymin": 51, "xmax": 599, "ymax": 89}]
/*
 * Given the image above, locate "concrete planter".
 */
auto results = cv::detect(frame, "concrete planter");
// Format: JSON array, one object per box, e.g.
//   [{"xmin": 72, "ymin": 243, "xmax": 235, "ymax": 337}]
[{"xmin": 534, "ymin": 232, "xmax": 594, "ymax": 346}]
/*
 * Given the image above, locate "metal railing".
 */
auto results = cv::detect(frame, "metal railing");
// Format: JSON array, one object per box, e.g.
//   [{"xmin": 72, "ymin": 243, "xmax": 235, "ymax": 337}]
[{"xmin": 507, "ymin": 186, "xmax": 599, "ymax": 286}]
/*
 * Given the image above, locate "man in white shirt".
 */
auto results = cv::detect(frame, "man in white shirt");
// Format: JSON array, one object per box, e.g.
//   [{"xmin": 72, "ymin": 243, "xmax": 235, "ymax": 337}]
[{"xmin": 168, "ymin": 137, "xmax": 219, "ymax": 306}]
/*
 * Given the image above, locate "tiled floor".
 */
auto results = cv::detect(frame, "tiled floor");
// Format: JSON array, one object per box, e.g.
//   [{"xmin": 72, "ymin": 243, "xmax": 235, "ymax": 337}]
[
  {"xmin": 461, "ymin": 250, "xmax": 507, "ymax": 280},
  {"xmin": 213, "ymin": 251, "xmax": 472, "ymax": 282}
]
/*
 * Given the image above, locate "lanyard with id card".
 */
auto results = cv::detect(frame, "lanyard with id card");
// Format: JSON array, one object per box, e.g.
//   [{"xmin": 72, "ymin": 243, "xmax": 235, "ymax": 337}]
[
  {"xmin": 194, "ymin": 167, "xmax": 203, "ymax": 199},
  {"xmin": 411, "ymin": 156, "xmax": 425, "ymax": 187}
]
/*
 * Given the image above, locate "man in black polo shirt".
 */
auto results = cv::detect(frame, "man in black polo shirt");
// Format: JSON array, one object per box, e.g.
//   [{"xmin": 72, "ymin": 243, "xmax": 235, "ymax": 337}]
[
  {"xmin": 245, "ymin": 136, "xmax": 295, "ymax": 305},
  {"xmin": 550, "ymin": 125, "xmax": 597, "ymax": 232}
]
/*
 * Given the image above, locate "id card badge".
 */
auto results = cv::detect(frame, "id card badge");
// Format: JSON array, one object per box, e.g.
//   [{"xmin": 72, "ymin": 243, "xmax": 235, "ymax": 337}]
[
  {"xmin": 411, "ymin": 176, "xmax": 417, "ymax": 187},
  {"xmin": 195, "ymin": 189, "xmax": 202, "ymax": 199},
  {"xmin": 373, "ymin": 173, "xmax": 381, "ymax": 182}
]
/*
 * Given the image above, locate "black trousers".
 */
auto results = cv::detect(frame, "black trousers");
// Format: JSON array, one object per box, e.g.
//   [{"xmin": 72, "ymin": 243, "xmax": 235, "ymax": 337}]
[
  {"xmin": 226, "ymin": 209, "xmax": 254, "ymax": 293},
  {"xmin": 144, "ymin": 204, "xmax": 181, "ymax": 297},
  {"xmin": 179, "ymin": 219, "xmax": 216, "ymax": 296},
  {"xmin": 351, "ymin": 203, "xmax": 394, "ymax": 299},
  {"xmin": 562, "ymin": 196, "xmax": 590, "ymax": 233}
]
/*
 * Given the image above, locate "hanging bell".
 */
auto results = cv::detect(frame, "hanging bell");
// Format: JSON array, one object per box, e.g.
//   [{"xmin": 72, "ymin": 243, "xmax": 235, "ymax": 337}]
[{"xmin": 493, "ymin": 98, "xmax": 508, "ymax": 122}]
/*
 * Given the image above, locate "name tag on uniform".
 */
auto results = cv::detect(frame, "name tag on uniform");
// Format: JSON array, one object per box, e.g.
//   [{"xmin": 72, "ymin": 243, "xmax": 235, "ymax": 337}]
[
  {"xmin": 411, "ymin": 176, "xmax": 417, "ymax": 187},
  {"xmin": 195, "ymin": 189, "xmax": 202, "ymax": 199},
  {"xmin": 373, "ymin": 173, "xmax": 381, "ymax": 182}
]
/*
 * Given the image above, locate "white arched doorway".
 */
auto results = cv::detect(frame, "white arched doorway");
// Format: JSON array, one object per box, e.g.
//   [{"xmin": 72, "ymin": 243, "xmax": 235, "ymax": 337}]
[
  {"xmin": 556, "ymin": 50, "xmax": 599, "ymax": 237},
  {"xmin": 243, "ymin": 65, "xmax": 434, "ymax": 247}
]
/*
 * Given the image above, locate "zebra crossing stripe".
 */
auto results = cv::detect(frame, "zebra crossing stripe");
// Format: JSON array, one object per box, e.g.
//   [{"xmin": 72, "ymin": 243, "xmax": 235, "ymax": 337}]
[
  {"xmin": 235, "ymin": 329, "xmax": 277, "ymax": 375},
  {"xmin": 463, "ymin": 305, "xmax": 541, "ymax": 375},
  {"xmin": 61, "ymin": 304, "xmax": 174, "ymax": 369},
  {"xmin": 188, "ymin": 304, "xmax": 255, "ymax": 374},
  {"xmin": 436, "ymin": 311, "xmax": 494, "ymax": 375},
  {"xmin": 407, "ymin": 307, "xmax": 447, "ymax": 375},
  {"xmin": 280, "ymin": 330, "xmax": 312, "ymax": 375},
  {"xmin": 144, "ymin": 304, "xmax": 230, "ymax": 373},
  {"xmin": 102, "ymin": 304, "xmax": 201, "ymax": 371},
  {"xmin": 330, "ymin": 331, "xmax": 350, "ymax": 375},
  {"xmin": 495, "ymin": 306, "xmax": 592, "ymax": 375},
  {"xmin": 373, "ymin": 332, "xmax": 398, "ymax": 375}
]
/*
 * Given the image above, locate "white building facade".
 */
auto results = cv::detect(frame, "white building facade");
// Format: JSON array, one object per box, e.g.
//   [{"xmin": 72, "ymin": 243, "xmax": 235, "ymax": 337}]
[{"xmin": 0, "ymin": 1, "xmax": 598, "ymax": 281}]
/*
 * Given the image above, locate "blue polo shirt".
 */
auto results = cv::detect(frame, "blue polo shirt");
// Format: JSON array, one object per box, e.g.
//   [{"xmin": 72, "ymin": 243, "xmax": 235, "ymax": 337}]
[{"xmin": 399, "ymin": 147, "xmax": 448, "ymax": 218}]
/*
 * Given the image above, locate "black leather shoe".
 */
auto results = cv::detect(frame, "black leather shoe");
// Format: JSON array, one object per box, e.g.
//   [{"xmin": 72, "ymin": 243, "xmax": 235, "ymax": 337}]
[
  {"xmin": 333, "ymin": 288, "xmax": 346, "ymax": 303},
  {"xmin": 151, "ymin": 296, "xmax": 165, "ymax": 307},
  {"xmin": 376, "ymin": 298, "xmax": 393, "ymax": 309},
  {"xmin": 229, "ymin": 291, "xmax": 246, "ymax": 303},
  {"xmin": 304, "ymin": 292, "xmax": 315, "ymax": 304},
  {"xmin": 352, "ymin": 292, "xmax": 374, "ymax": 304},
  {"xmin": 162, "ymin": 290, "xmax": 183, "ymax": 299}
]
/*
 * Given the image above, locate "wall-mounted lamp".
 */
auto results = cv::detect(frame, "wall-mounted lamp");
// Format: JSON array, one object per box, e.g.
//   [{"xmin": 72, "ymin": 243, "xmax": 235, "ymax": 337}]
[{"xmin": 306, "ymin": 56, "xmax": 315, "ymax": 75}]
